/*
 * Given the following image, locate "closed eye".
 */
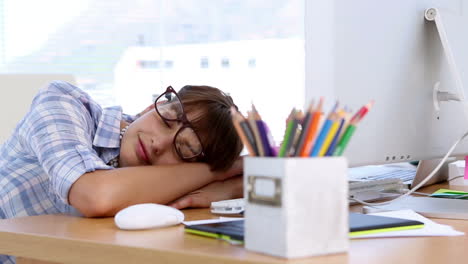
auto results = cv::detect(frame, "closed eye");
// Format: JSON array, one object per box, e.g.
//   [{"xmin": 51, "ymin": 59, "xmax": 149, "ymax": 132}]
[
  {"xmin": 177, "ymin": 141, "xmax": 198, "ymax": 157},
  {"xmin": 154, "ymin": 111, "xmax": 172, "ymax": 128}
]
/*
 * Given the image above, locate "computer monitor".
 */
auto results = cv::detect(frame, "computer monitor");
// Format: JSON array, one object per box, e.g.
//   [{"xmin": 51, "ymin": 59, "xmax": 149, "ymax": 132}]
[{"xmin": 305, "ymin": 0, "xmax": 468, "ymax": 167}]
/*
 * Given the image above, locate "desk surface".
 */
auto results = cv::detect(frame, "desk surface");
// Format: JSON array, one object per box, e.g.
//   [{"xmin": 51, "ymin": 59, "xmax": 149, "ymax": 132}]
[{"xmin": 0, "ymin": 184, "xmax": 468, "ymax": 264}]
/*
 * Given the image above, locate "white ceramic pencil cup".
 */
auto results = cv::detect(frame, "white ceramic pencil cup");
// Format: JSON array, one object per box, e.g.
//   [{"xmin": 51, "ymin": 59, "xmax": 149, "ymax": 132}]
[{"xmin": 244, "ymin": 157, "xmax": 349, "ymax": 258}]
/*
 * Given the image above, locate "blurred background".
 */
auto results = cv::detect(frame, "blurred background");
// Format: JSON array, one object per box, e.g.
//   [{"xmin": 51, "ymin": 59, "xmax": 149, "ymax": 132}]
[{"xmin": 0, "ymin": 0, "xmax": 305, "ymax": 142}]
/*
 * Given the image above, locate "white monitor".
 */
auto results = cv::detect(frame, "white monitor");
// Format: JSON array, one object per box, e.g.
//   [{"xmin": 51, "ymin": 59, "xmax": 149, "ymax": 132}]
[
  {"xmin": 0, "ymin": 74, "xmax": 76, "ymax": 144},
  {"xmin": 305, "ymin": 0, "xmax": 468, "ymax": 167}
]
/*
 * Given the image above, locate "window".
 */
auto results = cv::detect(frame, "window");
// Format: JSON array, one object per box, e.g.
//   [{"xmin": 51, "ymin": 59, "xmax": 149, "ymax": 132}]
[
  {"xmin": 0, "ymin": 0, "xmax": 304, "ymax": 142},
  {"xmin": 248, "ymin": 58, "xmax": 256, "ymax": 68},
  {"xmin": 164, "ymin": 60, "xmax": 174, "ymax": 69},
  {"xmin": 221, "ymin": 58, "xmax": 230, "ymax": 68},
  {"xmin": 139, "ymin": 60, "xmax": 160, "ymax": 69},
  {"xmin": 200, "ymin": 57, "xmax": 209, "ymax": 68}
]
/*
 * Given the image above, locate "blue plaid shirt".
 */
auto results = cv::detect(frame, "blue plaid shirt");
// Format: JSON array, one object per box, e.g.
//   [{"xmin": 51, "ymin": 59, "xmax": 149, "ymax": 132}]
[
  {"xmin": 0, "ymin": 81, "xmax": 135, "ymax": 218},
  {"xmin": 0, "ymin": 81, "xmax": 135, "ymax": 263}
]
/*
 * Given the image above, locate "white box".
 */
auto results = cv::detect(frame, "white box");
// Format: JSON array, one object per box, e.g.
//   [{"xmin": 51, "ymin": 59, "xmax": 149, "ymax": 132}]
[
  {"xmin": 244, "ymin": 157, "xmax": 349, "ymax": 258},
  {"xmin": 448, "ymin": 160, "xmax": 468, "ymax": 185}
]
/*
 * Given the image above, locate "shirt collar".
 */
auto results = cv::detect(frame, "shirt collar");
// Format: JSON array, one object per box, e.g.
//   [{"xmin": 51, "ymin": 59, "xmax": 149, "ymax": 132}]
[{"xmin": 93, "ymin": 106, "xmax": 124, "ymax": 148}]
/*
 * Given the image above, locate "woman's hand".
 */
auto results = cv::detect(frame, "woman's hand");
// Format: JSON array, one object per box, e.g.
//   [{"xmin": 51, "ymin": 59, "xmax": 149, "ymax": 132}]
[
  {"xmin": 168, "ymin": 175, "xmax": 243, "ymax": 209},
  {"xmin": 212, "ymin": 157, "xmax": 243, "ymax": 181}
]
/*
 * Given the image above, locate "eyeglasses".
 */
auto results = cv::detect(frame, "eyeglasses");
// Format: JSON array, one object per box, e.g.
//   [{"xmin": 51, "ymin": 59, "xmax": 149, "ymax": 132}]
[{"xmin": 154, "ymin": 86, "xmax": 205, "ymax": 161}]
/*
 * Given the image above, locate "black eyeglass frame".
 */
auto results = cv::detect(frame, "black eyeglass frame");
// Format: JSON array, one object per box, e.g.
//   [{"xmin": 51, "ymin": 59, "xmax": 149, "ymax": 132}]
[{"xmin": 154, "ymin": 86, "xmax": 205, "ymax": 161}]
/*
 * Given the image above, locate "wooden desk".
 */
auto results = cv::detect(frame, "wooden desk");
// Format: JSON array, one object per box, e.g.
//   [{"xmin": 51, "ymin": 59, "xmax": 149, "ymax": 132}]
[{"xmin": 0, "ymin": 184, "xmax": 467, "ymax": 264}]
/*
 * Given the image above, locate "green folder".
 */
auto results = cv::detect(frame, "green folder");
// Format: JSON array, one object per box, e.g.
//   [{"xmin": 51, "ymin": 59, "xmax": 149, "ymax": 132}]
[{"xmin": 430, "ymin": 189, "xmax": 468, "ymax": 199}]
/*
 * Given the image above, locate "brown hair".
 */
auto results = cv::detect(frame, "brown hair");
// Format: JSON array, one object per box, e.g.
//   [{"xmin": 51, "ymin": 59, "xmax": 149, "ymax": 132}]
[{"xmin": 178, "ymin": 85, "xmax": 243, "ymax": 171}]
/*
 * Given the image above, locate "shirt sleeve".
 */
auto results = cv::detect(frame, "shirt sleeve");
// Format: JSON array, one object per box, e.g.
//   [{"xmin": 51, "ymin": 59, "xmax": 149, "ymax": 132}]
[
  {"xmin": 122, "ymin": 113, "xmax": 136, "ymax": 123},
  {"xmin": 22, "ymin": 82, "xmax": 113, "ymax": 205}
]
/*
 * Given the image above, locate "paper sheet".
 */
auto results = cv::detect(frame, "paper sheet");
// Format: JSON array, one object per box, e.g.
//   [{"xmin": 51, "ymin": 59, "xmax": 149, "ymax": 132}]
[{"xmin": 351, "ymin": 209, "xmax": 464, "ymax": 239}]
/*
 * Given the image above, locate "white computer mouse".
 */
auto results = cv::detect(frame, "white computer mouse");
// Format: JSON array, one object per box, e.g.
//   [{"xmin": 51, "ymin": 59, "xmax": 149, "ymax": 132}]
[{"xmin": 114, "ymin": 203, "xmax": 185, "ymax": 230}]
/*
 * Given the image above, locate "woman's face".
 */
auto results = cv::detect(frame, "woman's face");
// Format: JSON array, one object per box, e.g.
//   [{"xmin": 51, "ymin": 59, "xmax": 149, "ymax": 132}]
[{"xmin": 119, "ymin": 108, "xmax": 198, "ymax": 167}]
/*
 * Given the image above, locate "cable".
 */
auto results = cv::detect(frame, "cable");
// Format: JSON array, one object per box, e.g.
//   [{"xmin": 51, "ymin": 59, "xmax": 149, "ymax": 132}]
[
  {"xmin": 350, "ymin": 130, "xmax": 468, "ymax": 207},
  {"xmin": 448, "ymin": 175, "xmax": 465, "ymax": 182}
]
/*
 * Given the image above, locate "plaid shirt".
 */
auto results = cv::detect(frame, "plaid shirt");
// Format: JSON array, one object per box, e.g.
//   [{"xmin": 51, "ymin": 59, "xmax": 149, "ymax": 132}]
[
  {"xmin": 0, "ymin": 81, "xmax": 135, "ymax": 218},
  {"xmin": 0, "ymin": 81, "xmax": 135, "ymax": 263}
]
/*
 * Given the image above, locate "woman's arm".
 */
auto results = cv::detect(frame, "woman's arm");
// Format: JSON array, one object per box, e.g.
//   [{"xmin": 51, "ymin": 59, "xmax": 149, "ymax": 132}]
[
  {"xmin": 69, "ymin": 160, "xmax": 242, "ymax": 217},
  {"xmin": 168, "ymin": 175, "xmax": 243, "ymax": 210}
]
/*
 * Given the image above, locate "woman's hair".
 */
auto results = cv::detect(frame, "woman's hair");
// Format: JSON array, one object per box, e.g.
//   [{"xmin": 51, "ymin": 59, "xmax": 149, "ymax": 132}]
[{"xmin": 178, "ymin": 85, "xmax": 243, "ymax": 171}]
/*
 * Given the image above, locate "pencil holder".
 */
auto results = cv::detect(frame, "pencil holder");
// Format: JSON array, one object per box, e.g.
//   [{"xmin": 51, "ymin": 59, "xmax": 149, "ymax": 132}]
[{"xmin": 244, "ymin": 157, "xmax": 349, "ymax": 258}]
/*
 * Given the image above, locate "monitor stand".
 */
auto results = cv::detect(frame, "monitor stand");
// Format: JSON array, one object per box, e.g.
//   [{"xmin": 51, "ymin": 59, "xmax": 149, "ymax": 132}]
[
  {"xmin": 425, "ymin": 8, "xmax": 468, "ymax": 115},
  {"xmin": 410, "ymin": 158, "xmax": 455, "ymax": 189}
]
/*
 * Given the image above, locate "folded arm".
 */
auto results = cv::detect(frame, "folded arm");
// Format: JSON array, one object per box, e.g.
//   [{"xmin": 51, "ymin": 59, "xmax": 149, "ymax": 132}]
[
  {"xmin": 69, "ymin": 162, "xmax": 239, "ymax": 217},
  {"xmin": 168, "ymin": 175, "xmax": 243, "ymax": 210}
]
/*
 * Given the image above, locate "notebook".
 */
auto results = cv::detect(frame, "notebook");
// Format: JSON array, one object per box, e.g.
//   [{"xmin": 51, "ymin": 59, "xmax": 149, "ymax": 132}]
[{"xmin": 184, "ymin": 213, "xmax": 424, "ymax": 242}]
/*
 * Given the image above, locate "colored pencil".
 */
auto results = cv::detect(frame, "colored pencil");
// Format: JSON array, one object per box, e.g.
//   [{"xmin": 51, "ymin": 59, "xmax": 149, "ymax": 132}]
[
  {"xmin": 288, "ymin": 110, "xmax": 304, "ymax": 157},
  {"xmin": 278, "ymin": 108, "xmax": 299, "ymax": 157},
  {"xmin": 354, "ymin": 100, "xmax": 374, "ymax": 123},
  {"xmin": 333, "ymin": 101, "xmax": 374, "ymax": 156},
  {"xmin": 332, "ymin": 124, "xmax": 356, "ymax": 156},
  {"xmin": 300, "ymin": 97, "xmax": 325, "ymax": 156},
  {"xmin": 239, "ymin": 121, "xmax": 258, "ymax": 156},
  {"xmin": 325, "ymin": 110, "xmax": 350, "ymax": 156},
  {"xmin": 318, "ymin": 112, "xmax": 341, "ymax": 156},
  {"xmin": 231, "ymin": 107, "xmax": 256, "ymax": 156},
  {"xmin": 309, "ymin": 101, "xmax": 338, "ymax": 156},
  {"xmin": 293, "ymin": 100, "xmax": 315, "ymax": 156},
  {"xmin": 247, "ymin": 110, "xmax": 264, "ymax": 156},
  {"xmin": 262, "ymin": 121, "xmax": 277, "ymax": 156},
  {"xmin": 252, "ymin": 104, "xmax": 275, "ymax": 157},
  {"xmin": 310, "ymin": 119, "xmax": 332, "ymax": 157}
]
